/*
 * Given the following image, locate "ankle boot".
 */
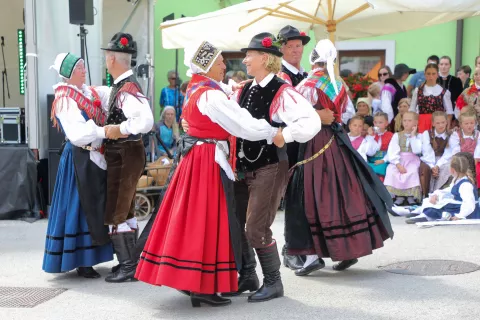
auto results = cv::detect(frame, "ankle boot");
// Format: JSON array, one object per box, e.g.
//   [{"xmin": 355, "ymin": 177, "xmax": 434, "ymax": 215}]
[
  {"xmin": 105, "ymin": 232, "xmax": 138, "ymax": 283},
  {"xmin": 223, "ymin": 234, "xmax": 259, "ymax": 296},
  {"xmin": 248, "ymin": 242, "xmax": 283, "ymax": 303}
]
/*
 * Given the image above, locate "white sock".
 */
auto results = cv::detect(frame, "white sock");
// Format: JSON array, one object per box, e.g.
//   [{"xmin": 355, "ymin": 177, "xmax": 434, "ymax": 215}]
[
  {"xmin": 109, "ymin": 223, "xmax": 132, "ymax": 233},
  {"xmin": 303, "ymin": 255, "xmax": 318, "ymax": 268},
  {"xmin": 126, "ymin": 217, "xmax": 138, "ymax": 229}
]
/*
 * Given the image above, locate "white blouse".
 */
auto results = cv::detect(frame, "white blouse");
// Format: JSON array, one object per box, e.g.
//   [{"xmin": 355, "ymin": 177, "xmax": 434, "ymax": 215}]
[
  {"xmin": 247, "ymin": 73, "xmax": 321, "ymax": 143},
  {"xmin": 420, "ymin": 130, "xmax": 453, "ymax": 168},
  {"xmin": 410, "ymin": 84, "xmax": 453, "ymax": 115},
  {"xmin": 114, "ymin": 70, "xmax": 154, "ymax": 136},
  {"xmin": 53, "ymin": 83, "xmax": 111, "ymax": 170},
  {"xmin": 387, "ymin": 132, "xmax": 435, "ymax": 167},
  {"xmin": 348, "ymin": 134, "xmax": 379, "ymax": 161},
  {"xmin": 448, "ymin": 130, "xmax": 480, "ymax": 159},
  {"xmin": 432, "ymin": 177, "xmax": 477, "ymax": 218}
]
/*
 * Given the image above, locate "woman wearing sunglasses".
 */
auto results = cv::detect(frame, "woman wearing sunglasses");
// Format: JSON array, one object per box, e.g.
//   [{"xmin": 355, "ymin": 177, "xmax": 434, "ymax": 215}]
[{"xmin": 377, "ymin": 65, "xmax": 392, "ymax": 88}]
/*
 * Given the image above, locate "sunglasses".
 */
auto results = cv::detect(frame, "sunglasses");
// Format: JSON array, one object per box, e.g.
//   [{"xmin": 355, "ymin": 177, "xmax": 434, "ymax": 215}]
[{"xmin": 378, "ymin": 72, "xmax": 389, "ymax": 77}]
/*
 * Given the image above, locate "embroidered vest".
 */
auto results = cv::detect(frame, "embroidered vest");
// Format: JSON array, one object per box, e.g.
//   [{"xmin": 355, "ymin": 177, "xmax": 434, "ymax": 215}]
[
  {"xmin": 398, "ymin": 132, "xmax": 414, "ymax": 152},
  {"xmin": 418, "ymin": 84, "xmax": 446, "ymax": 114},
  {"xmin": 429, "ymin": 129, "xmax": 449, "ymax": 157},
  {"xmin": 236, "ymin": 77, "xmax": 285, "ymax": 172}
]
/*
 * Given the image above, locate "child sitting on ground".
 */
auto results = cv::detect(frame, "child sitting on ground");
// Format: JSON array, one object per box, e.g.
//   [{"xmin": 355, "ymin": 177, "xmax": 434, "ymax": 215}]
[
  {"xmin": 393, "ymin": 98, "xmax": 411, "ymax": 133},
  {"xmin": 348, "ymin": 115, "xmax": 378, "ymax": 162},
  {"xmin": 368, "ymin": 112, "xmax": 394, "ymax": 182}
]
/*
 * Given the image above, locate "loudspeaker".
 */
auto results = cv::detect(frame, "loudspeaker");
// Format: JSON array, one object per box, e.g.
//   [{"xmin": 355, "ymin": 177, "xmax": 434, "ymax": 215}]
[
  {"xmin": 69, "ymin": 0, "xmax": 94, "ymax": 25},
  {"xmin": 48, "ymin": 150, "xmax": 61, "ymax": 205},
  {"xmin": 47, "ymin": 94, "xmax": 65, "ymax": 150}
]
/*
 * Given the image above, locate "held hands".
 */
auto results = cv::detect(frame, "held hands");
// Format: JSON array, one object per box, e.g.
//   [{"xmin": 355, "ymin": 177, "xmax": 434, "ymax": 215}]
[
  {"xmin": 374, "ymin": 160, "xmax": 385, "ymax": 165},
  {"xmin": 273, "ymin": 127, "xmax": 285, "ymax": 148},
  {"xmin": 104, "ymin": 125, "xmax": 128, "ymax": 140},
  {"xmin": 316, "ymin": 109, "xmax": 335, "ymax": 125},
  {"xmin": 396, "ymin": 163, "xmax": 407, "ymax": 174},
  {"xmin": 181, "ymin": 119, "xmax": 190, "ymax": 132},
  {"xmin": 432, "ymin": 166, "xmax": 440, "ymax": 178},
  {"xmin": 429, "ymin": 194, "xmax": 438, "ymax": 204}
]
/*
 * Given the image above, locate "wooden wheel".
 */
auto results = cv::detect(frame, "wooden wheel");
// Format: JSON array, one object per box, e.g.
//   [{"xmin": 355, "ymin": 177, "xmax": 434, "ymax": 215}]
[{"xmin": 134, "ymin": 193, "xmax": 151, "ymax": 221}]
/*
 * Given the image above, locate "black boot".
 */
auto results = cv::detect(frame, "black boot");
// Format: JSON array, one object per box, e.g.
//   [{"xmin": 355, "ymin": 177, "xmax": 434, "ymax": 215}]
[
  {"xmin": 248, "ymin": 242, "xmax": 283, "ymax": 303},
  {"xmin": 105, "ymin": 232, "xmax": 138, "ymax": 283},
  {"xmin": 332, "ymin": 259, "xmax": 358, "ymax": 271},
  {"xmin": 223, "ymin": 235, "xmax": 259, "ymax": 296},
  {"xmin": 111, "ymin": 228, "xmax": 138, "ymax": 274},
  {"xmin": 190, "ymin": 293, "xmax": 231, "ymax": 307}
]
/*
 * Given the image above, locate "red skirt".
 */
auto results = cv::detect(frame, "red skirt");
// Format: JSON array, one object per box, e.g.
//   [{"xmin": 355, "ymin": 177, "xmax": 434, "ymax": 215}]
[
  {"xmin": 418, "ymin": 114, "xmax": 432, "ymax": 133},
  {"xmin": 303, "ymin": 126, "xmax": 390, "ymax": 261},
  {"xmin": 134, "ymin": 143, "xmax": 238, "ymax": 294}
]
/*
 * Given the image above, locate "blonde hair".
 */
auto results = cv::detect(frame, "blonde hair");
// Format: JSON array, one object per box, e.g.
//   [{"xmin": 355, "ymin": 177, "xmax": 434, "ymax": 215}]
[
  {"xmin": 451, "ymin": 154, "xmax": 476, "ymax": 185},
  {"xmin": 368, "ymin": 83, "xmax": 381, "ymax": 99},
  {"xmin": 459, "ymin": 108, "xmax": 477, "ymax": 124},
  {"xmin": 374, "ymin": 111, "xmax": 389, "ymax": 122},
  {"xmin": 263, "ymin": 53, "xmax": 282, "ymax": 74},
  {"xmin": 432, "ymin": 111, "xmax": 447, "ymax": 122},
  {"xmin": 349, "ymin": 115, "xmax": 365, "ymax": 124},
  {"xmin": 398, "ymin": 98, "xmax": 411, "ymax": 109},
  {"xmin": 403, "ymin": 111, "xmax": 419, "ymax": 121}
]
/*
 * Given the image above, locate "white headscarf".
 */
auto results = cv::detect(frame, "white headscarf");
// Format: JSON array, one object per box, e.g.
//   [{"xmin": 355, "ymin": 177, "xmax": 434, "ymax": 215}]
[
  {"xmin": 49, "ymin": 52, "xmax": 83, "ymax": 79},
  {"xmin": 184, "ymin": 41, "xmax": 222, "ymax": 77},
  {"xmin": 312, "ymin": 39, "xmax": 338, "ymax": 94}
]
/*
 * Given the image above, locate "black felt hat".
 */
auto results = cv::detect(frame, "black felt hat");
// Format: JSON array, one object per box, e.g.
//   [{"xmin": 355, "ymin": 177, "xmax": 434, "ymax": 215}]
[
  {"xmin": 101, "ymin": 32, "xmax": 136, "ymax": 54},
  {"xmin": 278, "ymin": 25, "xmax": 310, "ymax": 45},
  {"xmin": 241, "ymin": 32, "xmax": 283, "ymax": 57},
  {"xmin": 394, "ymin": 63, "xmax": 416, "ymax": 78}
]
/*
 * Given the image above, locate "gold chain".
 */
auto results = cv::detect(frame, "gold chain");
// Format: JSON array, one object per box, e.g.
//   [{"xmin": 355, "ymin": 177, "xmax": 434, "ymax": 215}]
[{"xmin": 290, "ymin": 135, "xmax": 335, "ymax": 171}]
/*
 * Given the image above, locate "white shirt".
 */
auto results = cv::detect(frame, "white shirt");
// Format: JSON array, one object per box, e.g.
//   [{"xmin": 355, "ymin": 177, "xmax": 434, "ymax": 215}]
[
  {"xmin": 113, "ymin": 70, "xmax": 154, "ymax": 136},
  {"xmin": 348, "ymin": 134, "xmax": 378, "ymax": 161},
  {"xmin": 421, "ymin": 130, "xmax": 453, "ymax": 168},
  {"xmin": 197, "ymin": 82, "xmax": 279, "ymax": 180},
  {"xmin": 53, "ymin": 83, "xmax": 111, "ymax": 170},
  {"xmin": 380, "ymin": 82, "xmax": 404, "ymax": 123},
  {"xmin": 372, "ymin": 98, "xmax": 382, "ymax": 114},
  {"xmin": 387, "ymin": 132, "xmax": 433, "ymax": 166},
  {"xmin": 249, "ymin": 73, "xmax": 321, "ymax": 144},
  {"xmin": 282, "ymin": 60, "xmax": 305, "ymax": 76},
  {"xmin": 410, "ymin": 84, "xmax": 453, "ymax": 115},
  {"xmin": 432, "ymin": 177, "xmax": 477, "ymax": 218}
]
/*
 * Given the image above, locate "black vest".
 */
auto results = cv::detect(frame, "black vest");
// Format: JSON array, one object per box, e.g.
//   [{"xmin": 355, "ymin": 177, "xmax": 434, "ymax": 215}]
[
  {"xmin": 105, "ymin": 74, "xmax": 143, "ymax": 144},
  {"xmin": 236, "ymin": 76, "xmax": 285, "ymax": 172},
  {"xmin": 281, "ymin": 64, "xmax": 307, "ymax": 87},
  {"xmin": 384, "ymin": 78, "xmax": 407, "ymax": 117}
]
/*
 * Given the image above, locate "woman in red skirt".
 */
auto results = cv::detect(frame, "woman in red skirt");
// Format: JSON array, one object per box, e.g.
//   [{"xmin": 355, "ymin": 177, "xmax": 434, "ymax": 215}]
[
  {"xmin": 134, "ymin": 41, "xmax": 283, "ymax": 307},
  {"xmin": 285, "ymin": 40, "xmax": 394, "ymax": 276}
]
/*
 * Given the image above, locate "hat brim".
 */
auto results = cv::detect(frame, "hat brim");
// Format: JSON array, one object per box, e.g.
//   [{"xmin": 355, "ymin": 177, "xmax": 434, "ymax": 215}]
[
  {"xmin": 284, "ymin": 35, "xmax": 311, "ymax": 45},
  {"xmin": 101, "ymin": 47, "xmax": 136, "ymax": 54},
  {"xmin": 408, "ymin": 68, "xmax": 417, "ymax": 75},
  {"xmin": 240, "ymin": 48, "xmax": 283, "ymax": 57}
]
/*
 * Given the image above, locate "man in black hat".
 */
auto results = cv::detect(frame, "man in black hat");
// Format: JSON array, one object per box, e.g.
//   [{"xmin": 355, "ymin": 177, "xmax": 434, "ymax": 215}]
[
  {"xmin": 101, "ymin": 32, "xmax": 154, "ymax": 283},
  {"xmin": 226, "ymin": 32, "xmax": 321, "ymax": 302},
  {"xmin": 381, "ymin": 63, "xmax": 416, "ymax": 123},
  {"xmin": 276, "ymin": 25, "xmax": 311, "ymax": 270}
]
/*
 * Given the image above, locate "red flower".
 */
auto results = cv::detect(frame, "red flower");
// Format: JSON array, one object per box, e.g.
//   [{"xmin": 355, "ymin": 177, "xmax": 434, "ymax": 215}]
[
  {"xmin": 262, "ymin": 37, "xmax": 272, "ymax": 48},
  {"xmin": 300, "ymin": 31, "xmax": 307, "ymax": 36},
  {"xmin": 353, "ymin": 84, "xmax": 363, "ymax": 92},
  {"xmin": 93, "ymin": 100, "xmax": 101, "ymax": 108},
  {"xmin": 120, "ymin": 37, "xmax": 129, "ymax": 47}
]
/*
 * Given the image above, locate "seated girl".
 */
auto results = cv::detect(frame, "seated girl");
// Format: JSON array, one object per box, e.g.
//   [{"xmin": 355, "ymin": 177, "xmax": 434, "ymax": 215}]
[
  {"xmin": 348, "ymin": 115, "xmax": 378, "ymax": 162},
  {"xmin": 408, "ymin": 153, "xmax": 480, "ymax": 223},
  {"xmin": 384, "ymin": 112, "xmax": 435, "ymax": 205},
  {"xmin": 368, "ymin": 112, "xmax": 394, "ymax": 182},
  {"xmin": 393, "ymin": 98, "xmax": 411, "ymax": 133}
]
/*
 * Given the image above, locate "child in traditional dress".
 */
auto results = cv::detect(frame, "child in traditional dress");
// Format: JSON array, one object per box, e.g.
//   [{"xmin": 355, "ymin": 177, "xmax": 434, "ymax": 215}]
[
  {"xmin": 368, "ymin": 112, "xmax": 394, "ymax": 182},
  {"xmin": 385, "ymin": 112, "xmax": 434, "ymax": 205},
  {"xmin": 348, "ymin": 115, "xmax": 378, "ymax": 162},
  {"xmin": 419, "ymin": 111, "xmax": 453, "ymax": 193},
  {"xmin": 408, "ymin": 153, "xmax": 480, "ymax": 223},
  {"xmin": 394, "ymin": 98, "xmax": 411, "ymax": 132},
  {"xmin": 368, "ymin": 83, "xmax": 382, "ymax": 114},
  {"xmin": 449, "ymin": 109, "xmax": 480, "ymax": 187}
]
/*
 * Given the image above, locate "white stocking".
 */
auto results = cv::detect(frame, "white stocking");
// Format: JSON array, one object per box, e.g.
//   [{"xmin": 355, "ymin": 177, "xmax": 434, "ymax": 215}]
[
  {"xmin": 126, "ymin": 217, "xmax": 138, "ymax": 229},
  {"xmin": 109, "ymin": 222, "xmax": 132, "ymax": 233},
  {"xmin": 303, "ymin": 255, "xmax": 318, "ymax": 268}
]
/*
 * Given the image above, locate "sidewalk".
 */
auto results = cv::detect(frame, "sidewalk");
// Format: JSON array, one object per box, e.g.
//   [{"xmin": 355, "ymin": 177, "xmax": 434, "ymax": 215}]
[{"xmin": 1, "ymin": 213, "xmax": 479, "ymax": 320}]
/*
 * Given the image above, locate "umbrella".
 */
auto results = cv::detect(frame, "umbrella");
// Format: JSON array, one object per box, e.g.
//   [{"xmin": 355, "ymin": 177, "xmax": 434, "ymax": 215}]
[{"xmin": 160, "ymin": 0, "xmax": 480, "ymax": 49}]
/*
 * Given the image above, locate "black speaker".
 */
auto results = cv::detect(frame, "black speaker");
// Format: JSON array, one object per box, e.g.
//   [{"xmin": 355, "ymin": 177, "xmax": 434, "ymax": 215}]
[
  {"xmin": 47, "ymin": 94, "xmax": 65, "ymax": 150},
  {"xmin": 69, "ymin": 0, "xmax": 94, "ymax": 25},
  {"xmin": 48, "ymin": 150, "xmax": 61, "ymax": 205}
]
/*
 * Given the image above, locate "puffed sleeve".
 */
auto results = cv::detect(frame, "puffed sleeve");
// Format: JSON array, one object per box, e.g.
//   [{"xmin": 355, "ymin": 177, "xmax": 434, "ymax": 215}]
[{"xmin": 387, "ymin": 133, "xmax": 401, "ymax": 165}]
